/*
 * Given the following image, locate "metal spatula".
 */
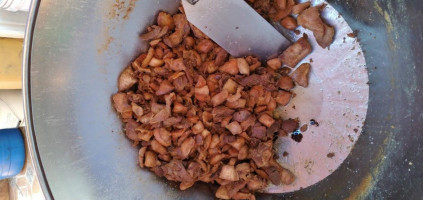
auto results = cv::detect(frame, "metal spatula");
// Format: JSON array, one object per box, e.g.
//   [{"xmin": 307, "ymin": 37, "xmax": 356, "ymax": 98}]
[{"xmin": 182, "ymin": 0, "xmax": 292, "ymax": 61}]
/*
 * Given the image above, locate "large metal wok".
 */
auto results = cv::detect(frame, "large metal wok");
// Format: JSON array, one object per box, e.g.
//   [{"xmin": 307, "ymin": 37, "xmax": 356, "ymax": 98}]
[{"xmin": 23, "ymin": 0, "xmax": 423, "ymax": 199}]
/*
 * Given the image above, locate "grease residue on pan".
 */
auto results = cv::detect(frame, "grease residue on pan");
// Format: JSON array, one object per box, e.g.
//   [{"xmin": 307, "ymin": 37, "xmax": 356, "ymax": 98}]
[
  {"xmin": 108, "ymin": 0, "xmax": 138, "ymax": 20},
  {"xmin": 97, "ymin": 0, "xmax": 139, "ymax": 55}
]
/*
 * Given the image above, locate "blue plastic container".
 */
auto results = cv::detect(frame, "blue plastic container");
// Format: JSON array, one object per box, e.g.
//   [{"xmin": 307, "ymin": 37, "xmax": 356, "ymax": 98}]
[{"xmin": 0, "ymin": 128, "xmax": 25, "ymax": 180}]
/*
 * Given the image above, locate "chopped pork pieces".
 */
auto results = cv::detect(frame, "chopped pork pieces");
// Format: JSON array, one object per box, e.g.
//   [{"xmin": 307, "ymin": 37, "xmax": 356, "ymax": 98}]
[{"xmin": 113, "ymin": 1, "xmax": 334, "ymax": 199}]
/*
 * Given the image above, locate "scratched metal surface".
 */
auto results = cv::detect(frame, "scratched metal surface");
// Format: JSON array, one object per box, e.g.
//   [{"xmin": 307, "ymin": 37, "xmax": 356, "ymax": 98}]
[{"xmin": 23, "ymin": 0, "xmax": 423, "ymax": 200}]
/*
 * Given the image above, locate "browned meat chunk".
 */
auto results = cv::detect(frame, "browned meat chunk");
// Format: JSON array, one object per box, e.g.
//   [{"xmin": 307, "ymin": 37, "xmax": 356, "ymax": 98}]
[
  {"xmin": 157, "ymin": 11, "xmax": 175, "ymax": 29},
  {"xmin": 226, "ymin": 121, "xmax": 243, "ymax": 135},
  {"xmin": 155, "ymin": 80, "xmax": 174, "ymax": 95},
  {"xmin": 297, "ymin": 6, "xmax": 335, "ymax": 48},
  {"xmin": 278, "ymin": 76, "xmax": 295, "ymax": 91},
  {"xmin": 291, "ymin": 63, "xmax": 311, "ymax": 87},
  {"xmin": 195, "ymin": 76, "xmax": 210, "ymax": 102},
  {"xmin": 212, "ymin": 107, "xmax": 235, "ymax": 123},
  {"xmin": 161, "ymin": 159, "xmax": 194, "ymax": 182},
  {"xmin": 173, "ymin": 75, "xmax": 189, "ymax": 91},
  {"xmin": 225, "ymin": 181, "xmax": 248, "ymax": 198},
  {"xmin": 282, "ymin": 119, "xmax": 299, "ymax": 133},
  {"xmin": 125, "ymin": 119, "xmax": 139, "ymax": 142},
  {"xmin": 275, "ymin": 90, "xmax": 292, "ymax": 106},
  {"xmin": 233, "ymin": 110, "xmax": 251, "ymax": 122},
  {"xmin": 247, "ymin": 175, "xmax": 267, "ymax": 191},
  {"xmin": 250, "ymin": 141, "xmax": 273, "ymax": 167},
  {"xmin": 151, "ymin": 139, "xmax": 167, "ymax": 155},
  {"xmin": 179, "ymin": 137, "xmax": 195, "ymax": 159},
  {"xmin": 251, "ymin": 125, "xmax": 267, "ymax": 140},
  {"xmin": 164, "ymin": 14, "xmax": 190, "ymax": 47},
  {"xmin": 241, "ymin": 115, "xmax": 257, "ymax": 131},
  {"xmin": 267, "ymin": 58, "xmax": 282, "ymax": 70},
  {"xmin": 154, "ymin": 128, "xmax": 172, "ymax": 147},
  {"xmin": 183, "ymin": 50, "xmax": 202, "ymax": 68},
  {"xmin": 292, "ymin": 1, "xmax": 311, "ymax": 15},
  {"xmin": 220, "ymin": 59, "xmax": 239, "ymax": 75},
  {"xmin": 144, "ymin": 151, "xmax": 159, "ymax": 167},
  {"xmin": 215, "ymin": 185, "xmax": 231, "ymax": 199},
  {"xmin": 118, "ymin": 66, "xmax": 138, "ymax": 91},
  {"xmin": 141, "ymin": 25, "xmax": 169, "ymax": 40},
  {"xmin": 264, "ymin": 166, "xmax": 282, "ymax": 185},
  {"xmin": 215, "ymin": 47, "xmax": 228, "ymax": 66},
  {"xmin": 172, "ymin": 102, "xmax": 188, "ymax": 114},
  {"xmin": 196, "ymin": 39, "xmax": 214, "ymax": 54},
  {"xmin": 112, "ymin": 93, "xmax": 132, "ymax": 119},
  {"xmin": 270, "ymin": 0, "xmax": 294, "ymax": 21},
  {"xmin": 237, "ymin": 58, "xmax": 250, "ymax": 75},
  {"xmin": 167, "ymin": 58, "xmax": 186, "ymax": 72},
  {"xmin": 223, "ymin": 79, "xmax": 238, "ymax": 94},
  {"xmin": 220, "ymin": 165, "xmax": 240, "ymax": 181},
  {"xmin": 281, "ymin": 168, "xmax": 296, "ymax": 184},
  {"xmin": 212, "ymin": 90, "xmax": 229, "ymax": 107},
  {"xmin": 138, "ymin": 147, "xmax": 147, "ymax": 168},
  {"xmin": 239, "ymin": 74, "xmax": 262, "ymax": 87},
  {"xmin": 280, "ymin": 16, "xmax": 298, "ymax": 30},
  {"xmin": 275, "ymin": 0, "xmax": 287, "ymax": 10},
  {"xmin": 131, "ymin": 103, "xmax": 144, "ymax": 118},
  {"xmin": 258, "ymin": 114, "xmax": 275, "ymax": 128},
  {"xmin": 280, "ymin": 35, "xmax": 312, "ymax": 67}
]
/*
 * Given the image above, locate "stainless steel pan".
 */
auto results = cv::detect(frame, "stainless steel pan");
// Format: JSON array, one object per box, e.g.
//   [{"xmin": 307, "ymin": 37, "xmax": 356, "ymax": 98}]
[{"xmin": 23, "ymin": 0, "xmax": 423, "ymax": 199}]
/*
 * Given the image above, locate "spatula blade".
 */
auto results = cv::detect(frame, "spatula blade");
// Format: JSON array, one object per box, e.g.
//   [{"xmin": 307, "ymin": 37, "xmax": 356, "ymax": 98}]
[{"xmin": 182, "ymin": 0, "xmax": 291, "ymax": 61}]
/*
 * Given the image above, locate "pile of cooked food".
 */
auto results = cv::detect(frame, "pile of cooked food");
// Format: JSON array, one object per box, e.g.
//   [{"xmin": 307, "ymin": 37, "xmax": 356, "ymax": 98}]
[{"xmin": 112, "ymin": 0, "xmax": 334, "ymax": 199}]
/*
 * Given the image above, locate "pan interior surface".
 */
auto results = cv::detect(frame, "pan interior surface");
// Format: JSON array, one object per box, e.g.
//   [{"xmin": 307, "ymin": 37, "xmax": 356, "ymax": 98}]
[{"xmin": 25, "ymin": 0, "xmax": 423, "ymax": 199}]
